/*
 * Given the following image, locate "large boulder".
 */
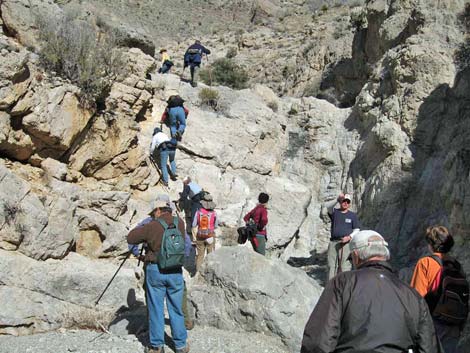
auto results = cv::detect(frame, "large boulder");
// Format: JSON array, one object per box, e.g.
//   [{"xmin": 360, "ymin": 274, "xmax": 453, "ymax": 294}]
[
  {"xmin": 0, "ymin": 249, "xmax": 143, "ymax": 335},
  {"xmin": 189, "ymin": 246, "xmax": 322, "ymax": 351}
]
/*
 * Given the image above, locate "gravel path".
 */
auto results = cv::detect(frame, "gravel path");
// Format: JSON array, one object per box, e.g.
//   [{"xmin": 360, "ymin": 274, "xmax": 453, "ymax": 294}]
[{"xmin": 0, "ymin": 327, "xmax": 290, "ymax": 353}]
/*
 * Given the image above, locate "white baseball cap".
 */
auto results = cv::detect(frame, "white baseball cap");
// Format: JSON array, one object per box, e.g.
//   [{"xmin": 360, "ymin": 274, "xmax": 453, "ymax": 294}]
[{"xmin": 349, "ymin": 230, "xmax": 388, "ymax": 251}]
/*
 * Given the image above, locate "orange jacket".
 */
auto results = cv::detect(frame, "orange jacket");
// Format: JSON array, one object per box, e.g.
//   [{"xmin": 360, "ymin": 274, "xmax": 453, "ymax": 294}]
[{"xmin": 410, "ymin": 252, "xmax": 443, "ymax": 297}]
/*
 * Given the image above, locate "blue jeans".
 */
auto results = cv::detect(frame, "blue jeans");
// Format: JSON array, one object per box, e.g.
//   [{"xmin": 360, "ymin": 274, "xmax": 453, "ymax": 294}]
[
  {"xmin": 168, "ymin": 107, "xmax": 186, "ymax": 138},
  {"xmin": 146, "ymin": 264, "xmax": 187, "ymax": 350},
  {"xmin": 159, "ymin": 149, "xmax": 176, "ymax": 183}
]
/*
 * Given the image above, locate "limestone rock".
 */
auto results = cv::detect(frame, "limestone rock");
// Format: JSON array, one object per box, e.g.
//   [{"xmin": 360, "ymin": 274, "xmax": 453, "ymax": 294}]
[
  {"xmin": 0, "ymin": 112, "xmax": 34, "ymax": 161},
  {"xmin": 189, "ymin": 246, "xmax": 322, "ymax": 351}
]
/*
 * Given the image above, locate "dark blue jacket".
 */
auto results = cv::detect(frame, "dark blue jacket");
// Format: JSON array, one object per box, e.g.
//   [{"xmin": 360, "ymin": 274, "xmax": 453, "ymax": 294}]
[{"xmin": 184, "ymin": 43, "xmax": 211, "ymax": 67}]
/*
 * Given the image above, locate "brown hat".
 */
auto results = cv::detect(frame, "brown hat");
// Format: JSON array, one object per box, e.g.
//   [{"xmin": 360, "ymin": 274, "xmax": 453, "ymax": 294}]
[{"xmin": 201, "ymin": 193, "xmax": 215, "ymax": 210}]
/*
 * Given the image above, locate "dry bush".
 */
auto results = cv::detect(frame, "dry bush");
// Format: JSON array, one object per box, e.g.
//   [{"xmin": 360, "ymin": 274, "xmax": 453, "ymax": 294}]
[
  {"xmin": 35, "ymin": 10, "xmax": 124, "ymax": 108},
  {"xmin": 198, "ymin": 88, "xmax": 220, "ymax": 110},
  {"xmin": 62, "ymin": 307, "xmax": 114, "ymax": 331},
  {"xmin": 200, "ymin": 58, "xmax": 249, "ymax": 90}
]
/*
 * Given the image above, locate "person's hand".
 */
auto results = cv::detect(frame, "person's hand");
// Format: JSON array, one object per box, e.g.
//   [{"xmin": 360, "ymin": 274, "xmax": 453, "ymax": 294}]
[
  {"xmin": 341, "ymin": 235, "xmax": 352, "ymax": 243},
  {"xmin": 337, "ymin": 193, "xmax": 345, "ymax": 202}
]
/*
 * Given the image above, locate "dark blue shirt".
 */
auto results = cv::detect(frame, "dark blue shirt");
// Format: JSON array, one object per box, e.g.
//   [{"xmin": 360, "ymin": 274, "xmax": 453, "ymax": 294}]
[
  {"xmin": 329, "ymin": 209, "xmax": 360, "ymax": 240},
  {"xmin": 184, "ymin": 43, "xmax": 211, "ymax": 66}
]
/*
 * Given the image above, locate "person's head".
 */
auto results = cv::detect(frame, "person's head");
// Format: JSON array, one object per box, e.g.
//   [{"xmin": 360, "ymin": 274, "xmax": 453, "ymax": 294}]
[
  {"xmin": 201, "ymin": 192, "xmax": 216, "ymax": 210},
  {"xmin": 339, "ymin": 193, "xmax": 352, "ymax": 211},
  {"xmin": 349, "ymin": 230, "xmax": 390, "ymax": 267},
  {"xmin": 258, "ymin": 192, "xmax": 269, "ymax": 204},
  {"xmin": 160, "ymin": 48, "xmax": 167, "ymax": 54},
  {"xmin": 183, "ymin": 176, "xmax": 191, "ymax": 185},
  {"xmin": 153, "ymin": 127, "xmax": 162, "ymax": 135},
  {"xmin": 195, "ymin": 40, "xmax": 201, "ymax": 45},
  {"xmin": 149, "ymin": 199, "xmax": 171, "ymax": 218},
  {"xmin": 425, "ymin": 225, "xmax": 454, "ymax": 253}
]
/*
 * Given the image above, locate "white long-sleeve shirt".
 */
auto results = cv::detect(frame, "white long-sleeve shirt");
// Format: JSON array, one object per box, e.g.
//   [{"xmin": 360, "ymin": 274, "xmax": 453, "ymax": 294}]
[{"xmin": 150, "ymin": 132, "xmax": 170, "ymax": 153}]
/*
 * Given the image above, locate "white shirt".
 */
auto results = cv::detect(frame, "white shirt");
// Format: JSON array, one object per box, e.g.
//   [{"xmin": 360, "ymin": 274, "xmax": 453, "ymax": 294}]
[{"xmin": 150, "ymin": 132, "xmax": 170, "ymax": 153}]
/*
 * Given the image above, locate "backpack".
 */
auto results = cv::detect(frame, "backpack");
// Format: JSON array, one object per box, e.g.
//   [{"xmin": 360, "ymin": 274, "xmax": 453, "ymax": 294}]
[
  {"xmin": 425, "ymin": 255, "xmax": 469, "ymax": 326},
  {"xmin": 237, "ymin": 222, "xmax": 257, "ymax": 244},
  {"xmin": 156, "ymin": 217, "xmax": 185, "ymax": 270},
  {"xmin": 197, "ymin": 209, "xmax": 215, "ymax": 239}
]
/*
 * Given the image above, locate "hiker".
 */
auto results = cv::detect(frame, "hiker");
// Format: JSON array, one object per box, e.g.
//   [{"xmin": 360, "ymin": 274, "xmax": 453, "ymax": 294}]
[
  {"xmin": 301, "ymin": 230, "xmax": 440, "ymax": 353},
  {"xmin": 192, "ymin": 192, "xmax": 218, "ymax": 271},
  {"xmin": 158, "ymin": 49, "xmax": 174, "ymax": 74},
  {"xmin": 183, "ymin": 40, "xmax": 211, "ymax": 87},
  {"xmin": 243, "ymin": 193, "xmax": 269, "ymax": 256},
  {"xmin": 324, "ymin": 193, "xmax": 360, "ymax": 280},
  {"xmin": 161, "ymin": 94, "xmax": 187, "ymax": 141},
  {"xmin": 128, "ymin": 194, "xmax": 194, "ymax": 330},
  {"xmin": 179, "ymin": 176, "xmax": 203, "ymax": 236},
  {"xmin": 127, "ymin": 199, "xmax": 189, "ymax": 353},
  {"xmin": 150, "ymin": 127, "xmax": 177, "ymax": 187},
  {"xmin": 410, "ymin": 226, "xmax": 468, "ymax": 353}
]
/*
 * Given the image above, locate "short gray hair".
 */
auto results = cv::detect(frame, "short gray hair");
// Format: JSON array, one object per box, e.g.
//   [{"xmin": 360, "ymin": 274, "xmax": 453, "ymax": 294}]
[{"xmin": 356, "ymin": 235, "xmax": 390, "ymax": 261}]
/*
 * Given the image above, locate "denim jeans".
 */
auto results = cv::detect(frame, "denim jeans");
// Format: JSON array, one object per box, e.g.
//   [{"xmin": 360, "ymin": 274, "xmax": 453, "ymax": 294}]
[
  {"xmin": 159, "ymin": 62, "xmax": 172, "ymax": 74},
  {"xmin": 168, "ymin": 107, "xmax": 186, "ymax": 138},
  {"xmin": 159, "ymin": 149, "xmax": 176, "ymax": 183},
  {"xmin": 146, "ymin": 263, "xmax": 187, "ymax": 350}
]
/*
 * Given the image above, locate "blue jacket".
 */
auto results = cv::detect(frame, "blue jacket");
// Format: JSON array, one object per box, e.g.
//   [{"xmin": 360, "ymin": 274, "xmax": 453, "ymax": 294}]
[{"xmin": 184, "ymin": 43, "xmax": 211, "ymax": 67}]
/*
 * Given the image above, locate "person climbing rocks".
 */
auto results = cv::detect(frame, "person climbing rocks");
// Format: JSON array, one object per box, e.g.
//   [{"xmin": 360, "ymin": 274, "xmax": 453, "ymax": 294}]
[
  {"xmin": 127, "ymin": 199, "xmax": 189, "ymax": 353},
  {"xmin": 179, "ymin": 176, "xmax": 203, "ymax": 237},
  {"xmin": 158, "ymin": 49, "xmax": 174, "ymax": 74},
  {"xmin": 301, "ymin": 230, "xmax": 440, "ymax": 353},
  {"xmin": 192, "ymin": 192, "xmax": 218, "ymax": 272},
  {"xmin": 183, "ymin": 40, "xmax": 211, "ymax": 87},
  {"xmin": 161, "ymin": 94, "xmax": 188, "ymax": 141},
  {"xmin": 410, "ymin": 226, "xmax": 468, "ymax": 353},
  {"xmin": 150, "ymin": 127, "xmax": 177, "ymax": 187},
  {"xmin": 243, "ymin": 193, "xmax": 269, "ymax": 256},
  {"xmin": 324, "ymin": 193, "xmax": 360, "ymax": 280}
]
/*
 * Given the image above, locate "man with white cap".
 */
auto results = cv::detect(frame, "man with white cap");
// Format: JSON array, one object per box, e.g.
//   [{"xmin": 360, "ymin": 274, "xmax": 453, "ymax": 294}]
[
  {"xmin": 325, "ymin": 192, "xmax": 361, "ymax": 280},
  {"xmin": 301, "ymin": 230, "xmax": 439, "ymax": 353}
]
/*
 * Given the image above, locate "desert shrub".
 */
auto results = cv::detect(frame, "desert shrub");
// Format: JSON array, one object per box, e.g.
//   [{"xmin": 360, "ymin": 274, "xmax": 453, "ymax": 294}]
[
  {"xmin": 321, "ymin": 5, "xmax": 328, "ymax": 12},
  {"xmin": 199, "ymin": 88, "xmax": 220, "ymax": 110},
  {"xmin": 199, "ymin": 58, "xmax": 249, "ymax": 90},
  {"xmin": 455, "ymin": 38, "xmax": 470, "ymax": 71},
  {"xmin": 226, "ymin": 47, "xmax": 238, "ymax": 59},
  {"xmin": 267, "ymin": 101, "xmax": 278, "ymax": 112},
  {"xmin": 35, "ymin": 10, "xmax": 124, "ymax": 108}
]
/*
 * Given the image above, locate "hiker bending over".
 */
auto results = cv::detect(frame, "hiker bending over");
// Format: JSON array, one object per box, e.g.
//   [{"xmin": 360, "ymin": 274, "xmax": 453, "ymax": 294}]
[
  {"xmin": 150, "ymin": 128, "xmax": 177, "ymax": 187},
  {"xmin": 161, "ymin": 94, "xmax": 188, "ymax": 141},
  {"xmin": 184, "ymin": 40, "xmax": 210, "ymax": 87},
  {"xmin": 243, "ymin": 193, "xmax": 269, "ymax": 256},
  {"xmin": 127, "ymin": 199, "xmax": 189, "ymax": 353},
  {"xmin": 158, "ymin": 49, "xmax": 174, "ymax": 74},
  {"xmin": 179, "ymin": 177, "xmax": 203, "ymax": 236},
  {"xmin": 192, "ymin": 192, "xmax": 218, "ymax": 271},
  {"xmin": 324, "ymin": 193, "xmax": 360, "ymax": 280},
  {"xmin": 301, "ymin": 230, "xmax": 439, "ymax": 353},
  {"xmin": 411, "ymin": 226, "xmax": 468, "ymax": 353}
]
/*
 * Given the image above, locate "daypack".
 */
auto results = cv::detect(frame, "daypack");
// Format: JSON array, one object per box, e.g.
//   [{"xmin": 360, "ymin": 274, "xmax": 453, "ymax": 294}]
[
  {"xmin": 197, "ymin": 209, "xmax": 215, "ymax": 239},
  {"xmin": 237, "ymin": 221, "xmax": 257, "ymax": 244},
  {"xmin": 156, "ymin": 217, "xmax": 185, "ymax": 270},
  {"xmin": 425, "ymin": 255, "xmax": 469, "ymax": 326}
]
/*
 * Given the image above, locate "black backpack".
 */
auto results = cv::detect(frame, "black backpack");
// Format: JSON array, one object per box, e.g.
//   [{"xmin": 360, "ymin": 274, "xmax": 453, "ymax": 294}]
[{"xmin": 425, "ymin": 255, "xmax": 469, "ymax": 326}]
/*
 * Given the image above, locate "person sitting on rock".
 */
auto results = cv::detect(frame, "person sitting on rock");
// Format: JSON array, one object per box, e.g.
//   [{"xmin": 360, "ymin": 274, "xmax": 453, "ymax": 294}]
[
  {"xmin": 127, "ymin": 199, "xmax": 189, "ymax": 353},
  {"xmin": 301, "ymin": 230, "xmax": 439, "ymax": 353},
  {"xmin": 150, "ymin": 127, "xmax": 177, "ymax": 187},
  {"xmin": 179, "ymin": 176, "xmax": 203, "ymax": 235},
  {"xmin": 158, "ymin": 49, "xmax": 174, "ymax": 74},
  {"xmin": 183, "ymin": 40, "xmax": 211, "ymax": 87},
  {"xmin": 243, "ymin": 193, "xmax": 269, "ymax": 256},
  {"xmin": 192, "ymin": 192, "xmax": 218, "ymax": 272},
  {"xmin": 161, "ymin": 94, "xmax": 187, "ymax": 141}
]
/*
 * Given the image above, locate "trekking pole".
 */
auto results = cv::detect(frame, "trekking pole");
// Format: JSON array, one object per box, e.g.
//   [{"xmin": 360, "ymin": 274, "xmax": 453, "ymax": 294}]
[
  {"xmin": 95, "ymin": 251, "xmax": 132, "ymax": 305},
  {"xmin": 137, "ymin": 245, "xmax": 144, "ymax": 267}
]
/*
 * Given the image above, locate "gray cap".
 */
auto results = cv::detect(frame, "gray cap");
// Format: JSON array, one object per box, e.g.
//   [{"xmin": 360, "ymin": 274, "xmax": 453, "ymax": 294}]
[{"xmin": 349, "ymin": 230, "xmax": 388, "ymax": 251}]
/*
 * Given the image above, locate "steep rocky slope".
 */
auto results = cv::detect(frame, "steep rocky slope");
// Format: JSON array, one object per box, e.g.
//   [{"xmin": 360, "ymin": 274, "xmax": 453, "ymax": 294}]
[{"xmin": 1, "ymin": 0, "xmax": 470, "ymax": 351}]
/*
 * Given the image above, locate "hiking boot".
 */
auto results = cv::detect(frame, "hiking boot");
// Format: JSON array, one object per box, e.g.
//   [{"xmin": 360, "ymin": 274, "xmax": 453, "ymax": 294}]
[
  {"xmin": 175, "ymin": 342, "xmax": 190, "ymax": 353},
  {"xmin": 170, "ymin": 174, "xmax": 178, "ymax": 181},
  {"xmin": 147, "ymin": 346, "xmax": 164, "ymax": 353},
  {"xmin": 185, "ymin": 319, "xmax": 194, "ymax": 330},
  {"xmin": 161, "ymin": 180, "xmax": 169, "ymax": 187}
]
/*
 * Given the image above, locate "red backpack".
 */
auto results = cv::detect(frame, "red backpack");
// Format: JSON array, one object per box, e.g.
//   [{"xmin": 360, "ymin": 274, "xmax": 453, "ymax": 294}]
[{"xmin": 197, "ymin": 209, "xmax": 215, "ymax": 239}]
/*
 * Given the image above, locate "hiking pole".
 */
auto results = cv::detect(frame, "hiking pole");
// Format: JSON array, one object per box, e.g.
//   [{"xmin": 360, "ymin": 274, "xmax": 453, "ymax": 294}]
[
  {"xmin": 95, "ymin": 251, "xmax": 132, "ymax": 305},
  {"xmin": 137, "ymin": 245, "xmax": 144, "ymax": 267}
]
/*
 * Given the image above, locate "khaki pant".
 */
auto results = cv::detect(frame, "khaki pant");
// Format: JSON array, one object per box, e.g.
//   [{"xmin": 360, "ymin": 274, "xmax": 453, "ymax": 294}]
[
  {"xmin": 327, "ymin": 239, "xmax": 351, "ymax": 280},
  {"xmin": 196, "ymin": 237, "xmax": 215, "ymax": 271}
]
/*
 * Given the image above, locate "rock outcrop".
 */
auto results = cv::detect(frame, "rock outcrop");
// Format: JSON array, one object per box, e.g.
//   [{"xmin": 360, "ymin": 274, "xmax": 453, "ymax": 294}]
[{"xmin": 189, "ymin": 247, "xmax": 322, "ymax": 351}]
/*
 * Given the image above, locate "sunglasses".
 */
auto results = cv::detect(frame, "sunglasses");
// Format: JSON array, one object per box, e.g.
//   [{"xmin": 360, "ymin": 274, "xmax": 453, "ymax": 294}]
[{"xmin": 341, "ymin": 200, "xmax": 351, "ymax": 204}]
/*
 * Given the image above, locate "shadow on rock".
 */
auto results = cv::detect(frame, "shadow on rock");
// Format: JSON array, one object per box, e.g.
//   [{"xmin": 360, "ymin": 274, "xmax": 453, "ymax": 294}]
[{"xmin": 287, "ymin": 249, "xmax": 327, "ymax": 287}]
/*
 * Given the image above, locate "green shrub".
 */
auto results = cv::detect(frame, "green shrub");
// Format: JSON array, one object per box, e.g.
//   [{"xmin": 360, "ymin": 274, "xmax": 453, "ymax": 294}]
[
  {"xmin": 200, "ymin": 58, "xmax": 249, "ymax": 90},
  {"xmin": 226, "ymin": 47, "xmax": 238, "ymax": 59},
  {"xmin": 35, "ymin": 10, "xmax": 124, "ymax": 108},
  {"xmin": 199, "ymin": 88, "xmax": 220, "ymax": 110},
  {"xmin": 321, "ymin": 5, "xmax": 328, "ymax": 12}
]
